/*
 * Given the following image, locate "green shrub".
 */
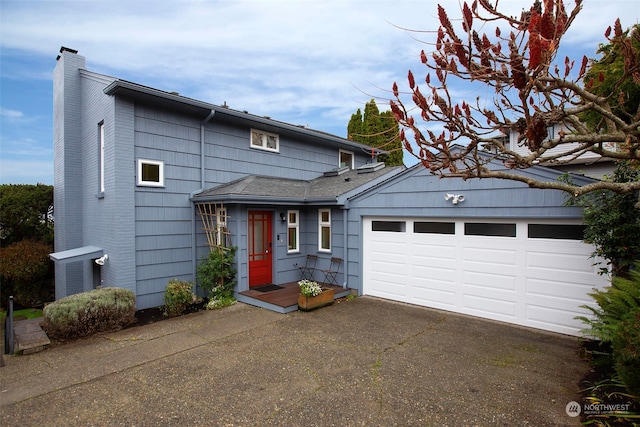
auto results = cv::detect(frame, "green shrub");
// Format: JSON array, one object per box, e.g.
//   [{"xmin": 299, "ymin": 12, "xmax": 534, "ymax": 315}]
[
  {"xmin": 196, "ymin": 247, "xmax": 237, "ymax": 308},
  {"xmin": 42, "ymin": 287, "xmax": 136, "ymax": 339},
  {"xmin": 0, "ymin": 240, "xmax": 54, "ymax": 307},
  {"xmin": 579, "ymin": 262, "xmax": 640, "ymax": 395},
  {"xmin": 163, "ymin": 279, "xmax": 197, "ymax": 317}
]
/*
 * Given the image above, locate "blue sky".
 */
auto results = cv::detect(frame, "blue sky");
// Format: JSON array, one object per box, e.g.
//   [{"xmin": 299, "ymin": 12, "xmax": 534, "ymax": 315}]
[{"xmin": 1, "ymin": 0, "xmax": 637, "ymax": 185}]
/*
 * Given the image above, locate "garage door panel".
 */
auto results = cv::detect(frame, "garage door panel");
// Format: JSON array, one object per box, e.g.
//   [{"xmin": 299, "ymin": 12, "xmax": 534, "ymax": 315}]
[
  {"xmin": 526, "ymin": 304, "xmax": 590, "ymax": 334},
  {"xmin": 412, "ymin": 288, "xmax": 457, "ymax": 309},
  {"xmin": 463, "ymin": 294, "xmax": 517, "ymax": 317},
  {"xmin": 463, "ymin": 246, "xmax": 518, "ymax": 266},
  {"xmin": 368, "ymin": 277, "xmax": 407, "ymax": 298},
  {"xmin": 526, "ymin": 250, "xmax": 597, "ymax": 273},
  {"xmin": 464, "ymin": 270, "xmax": 517, "ymax": 291},
  {"xmin": 413, "ymin": 265, "xmax": 457, "ymax": 283},
  {"xmin": 526, "ymin": 278, "xmax": 599, "ymax": 303}
]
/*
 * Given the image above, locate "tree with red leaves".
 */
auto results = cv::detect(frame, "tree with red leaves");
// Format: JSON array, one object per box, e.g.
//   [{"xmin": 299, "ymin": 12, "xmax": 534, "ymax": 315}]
[{"xmin": 391, "ymin": 0, "xmax": 639, "ymax": 196}]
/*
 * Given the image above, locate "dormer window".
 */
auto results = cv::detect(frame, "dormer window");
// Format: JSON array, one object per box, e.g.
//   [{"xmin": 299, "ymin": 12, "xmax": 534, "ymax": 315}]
[
  {"xmin": 251, "ymin": 129, "xmax": 279, "ymax": 152},
  {"xmin": 339, "ymin": 149, "xmax": 354, "ymax": 169}
]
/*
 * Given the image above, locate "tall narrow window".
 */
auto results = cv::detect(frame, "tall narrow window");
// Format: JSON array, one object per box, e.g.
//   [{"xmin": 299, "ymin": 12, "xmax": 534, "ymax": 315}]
[
  {"xmin": 287, "ymin": 210, "xmax": 299, "ymax": 253},
  {"xmin": 318, "ymin": 209, "xmax": 331, "ymax": 252},
  {"xmin": 99, "ymin": 122, "xmax": 105, "ymax": 193},
  {"xmin": 216, "ymin": 207, "xmax": 228, "ymax": 247}
]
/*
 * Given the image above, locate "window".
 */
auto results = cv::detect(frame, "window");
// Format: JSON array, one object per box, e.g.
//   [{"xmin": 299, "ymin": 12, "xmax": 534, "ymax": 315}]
[
  {"xmin": 528, "ymin": 224, "xmax": 585, "ymax": 240},
  {"xmin": 287, "ymin": 210, "xmax": 299, "ymax": 253},
  {"xmin": 372, "ymin": 221, "xmax": 406, "ymax": 232},
  {"xmin": 216, "ymin": 207, "xmax": 228, "ymax": 247},
  {"xmin": 318, "ymin": 209, "xmax": 331, "ymax": 252},
  {"xmin": 250, "ymin": 129, "xmax": 279, "ymax": 152},
  {"xmin": 464, "ymin": 222, "xmax": 516, "ymax": 237},
  {"xmin": 339, "ymin": 149, "xmax": 354, "ymax": 169},
  {"xmin": 99, "ymin": 122, "xmax": 105, "ymax": 194},
  {"xmin": 137, "ymin": 159, "xmax": 164, "ymax": 187},
  {"xmin": 414, "ymin": 221, "xmax": 455, "ymax": 234}
]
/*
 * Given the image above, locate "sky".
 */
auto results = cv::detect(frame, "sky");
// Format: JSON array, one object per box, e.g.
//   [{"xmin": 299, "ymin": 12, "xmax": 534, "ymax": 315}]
[{"xmin": 1, "ymin": 0, "xmax": 637, "ymax": 185}]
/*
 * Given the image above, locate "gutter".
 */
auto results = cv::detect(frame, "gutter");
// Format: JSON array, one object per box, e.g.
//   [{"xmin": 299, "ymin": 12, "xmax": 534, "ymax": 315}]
[{"xmin": 190, "ymin": 110, "xmax": 216, "ymax": 287}]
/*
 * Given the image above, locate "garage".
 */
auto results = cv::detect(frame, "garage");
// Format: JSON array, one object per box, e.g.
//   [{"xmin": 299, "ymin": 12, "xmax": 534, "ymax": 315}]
[{"xmin": 362, "ymin": 217, "xmax": 609, "ymax": 336}]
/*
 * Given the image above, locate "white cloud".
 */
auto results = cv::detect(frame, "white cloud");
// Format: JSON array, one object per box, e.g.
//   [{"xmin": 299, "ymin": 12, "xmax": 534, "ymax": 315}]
[{"xmin": 0, "ymin": 107, "xmax": 24, "ymax": 121}]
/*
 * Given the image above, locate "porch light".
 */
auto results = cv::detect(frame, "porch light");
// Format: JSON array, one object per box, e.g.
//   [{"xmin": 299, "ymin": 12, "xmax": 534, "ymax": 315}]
[{"xmin": 280, "ymin": 212, "xmax": 286, "ymax": 222}]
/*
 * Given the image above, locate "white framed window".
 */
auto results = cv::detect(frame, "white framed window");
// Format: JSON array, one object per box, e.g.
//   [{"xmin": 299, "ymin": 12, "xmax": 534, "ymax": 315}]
[
  {"xmin": 216, "ymin": 207, "xmax": 228, "ymax": 247},
  {"xmin": 287, "ymin": 210, "xmax": 299, "ymax": 253},
  {"xmin": 137, "ymin": 159, "xmax": 164, "ymax": 187},
  {"xmin": 250, "ymin": 129, "xmax": 279, "ymax": 152},
  {"xmin": 318, "ymin": 209, "xmax": 331, "ymax": 252},
  {"xmin": 339, "ymin": 149, "xmax": 354, "ymax": 169},
  {"xmin": 99, "ymin": 122, "xmax": 105, "ymax": 193}
]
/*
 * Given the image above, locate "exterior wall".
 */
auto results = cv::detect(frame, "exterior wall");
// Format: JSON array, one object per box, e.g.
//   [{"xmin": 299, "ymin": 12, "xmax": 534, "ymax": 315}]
[{"xmin": 345, "ymin": 165, "xmax": 588, "ymax": 294}]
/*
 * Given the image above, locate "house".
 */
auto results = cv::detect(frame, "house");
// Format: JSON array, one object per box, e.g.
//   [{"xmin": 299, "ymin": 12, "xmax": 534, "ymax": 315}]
[
  {"xmin": 502, "ymin": 123, "xmax": 617, "ymax": 179},
  {"xmin": 50, "ymin": 47, "xmax": 609, "ymax": 337},
  {"xmin": 49, "ymin": 47, "xmax": 401, "ymax": 310}
]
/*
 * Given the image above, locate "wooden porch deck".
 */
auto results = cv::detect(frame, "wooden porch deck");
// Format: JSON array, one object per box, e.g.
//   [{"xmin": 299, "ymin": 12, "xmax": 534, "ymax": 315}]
[{"xmin": 238, "ymin": 282, "xmax": 352, "ymax": 314}]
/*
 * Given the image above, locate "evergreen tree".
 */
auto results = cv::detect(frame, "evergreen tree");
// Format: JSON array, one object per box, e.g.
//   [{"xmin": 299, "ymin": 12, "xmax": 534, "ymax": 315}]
[{"xmin": 347, "ymin": 99, "xmax": 403, "ymax": 166}]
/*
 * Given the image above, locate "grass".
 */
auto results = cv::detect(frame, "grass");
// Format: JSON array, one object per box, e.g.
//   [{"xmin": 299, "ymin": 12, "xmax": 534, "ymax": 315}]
[{"xmin": 0, "ymin": 307, "xmax": 43, "ymax": 324}]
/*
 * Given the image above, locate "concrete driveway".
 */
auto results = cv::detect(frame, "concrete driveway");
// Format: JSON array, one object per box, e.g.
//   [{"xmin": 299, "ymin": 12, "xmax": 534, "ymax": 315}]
[{"xmin": 1, "ymin": 297, "xmax": 587, "ymax": 426}]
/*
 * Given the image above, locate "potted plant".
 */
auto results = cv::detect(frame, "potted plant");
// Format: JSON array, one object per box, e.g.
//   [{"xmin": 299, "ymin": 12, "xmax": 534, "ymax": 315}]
[{"xmin": 298, "ymin": 280, "xmax": 334, "ymax": 311}]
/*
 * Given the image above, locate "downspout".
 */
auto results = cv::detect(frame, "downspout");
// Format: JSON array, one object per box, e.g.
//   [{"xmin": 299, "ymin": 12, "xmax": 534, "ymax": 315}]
[
  {"xmin": 342, "ymin": 200, "xmax": 349, "ymax": 288},
  {"xmin": 191, "ymin": 110, "xmax": 216, "ymax": 287}
]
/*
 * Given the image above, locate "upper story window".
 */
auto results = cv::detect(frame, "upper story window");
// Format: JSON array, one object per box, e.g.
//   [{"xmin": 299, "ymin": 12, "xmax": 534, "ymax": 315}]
[
  {"xmin": 318, "ymin": 209, "xmax": 331, "ymax": 252},
  {"xmin": 137, "ymin": 159, "xmax": 164, "ymax": 187},
  {"xmin": 251, "ymin": 129, "xmax": 279, "ymax": 152},
  {"xmin": 287, "ymin": 210, "xmax": 299, "ymax": 253},
  {"xmin": 339, "ymin": 149, "xmax": 354, "ymax": 169}
]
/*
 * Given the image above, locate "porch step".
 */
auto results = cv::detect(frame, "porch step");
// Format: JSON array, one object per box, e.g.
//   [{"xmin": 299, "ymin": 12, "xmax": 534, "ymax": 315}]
[
  {"xmin": 14, "ymin": 317, "xmax": 50, "ymax": 355},
  {"xmin": 238, "ymin": 282, "xmax": 353, "ymax": 314}
]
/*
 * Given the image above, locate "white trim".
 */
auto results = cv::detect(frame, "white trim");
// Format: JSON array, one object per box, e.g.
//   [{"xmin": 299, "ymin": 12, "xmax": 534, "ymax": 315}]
[
  {"xmin": 287, "ymin": 210, "xmax": 299, "ymax": 253},
  {"xmin": 250, "ymin": 129, "xmax": 279, "ymax": 152},
  {"xmin": 137, "ymin": 159, "xmax": 164, "ymax": 187},
  {"xmin": 99, "ymin": 122, "xmax": 105, "ymax": 193},
  {"xmin": 318, "ymin": 208, "xmax": 331, "ymax": 252}
]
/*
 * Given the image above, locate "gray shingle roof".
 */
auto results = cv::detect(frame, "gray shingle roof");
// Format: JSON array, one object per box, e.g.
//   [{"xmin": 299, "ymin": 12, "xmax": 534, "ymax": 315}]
[{"xmin": 193, "ymin": 165, "xmax": 404, "ymax": 204}]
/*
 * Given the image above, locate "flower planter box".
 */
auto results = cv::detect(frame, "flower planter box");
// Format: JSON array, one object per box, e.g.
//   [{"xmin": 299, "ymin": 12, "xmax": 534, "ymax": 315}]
[{"xmin": 298, "ymin": 288, "xmax": 335, "ymax": 311}]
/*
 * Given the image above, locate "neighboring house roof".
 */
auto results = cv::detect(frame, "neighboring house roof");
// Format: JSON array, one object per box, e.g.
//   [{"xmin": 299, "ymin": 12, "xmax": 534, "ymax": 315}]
[
  {"xmin": 193, "ymin": 164, "xmax": 405, "ymax": 206},
  {"xmin": 103, "ymin": 79, "xmax": 386, "ymax": 155}
]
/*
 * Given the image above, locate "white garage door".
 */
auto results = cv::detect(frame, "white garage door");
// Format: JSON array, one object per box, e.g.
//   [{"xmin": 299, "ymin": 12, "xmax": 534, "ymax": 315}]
[{"xmin": 363, "ymin": 217, "xmax": 609, "ymax": 336}]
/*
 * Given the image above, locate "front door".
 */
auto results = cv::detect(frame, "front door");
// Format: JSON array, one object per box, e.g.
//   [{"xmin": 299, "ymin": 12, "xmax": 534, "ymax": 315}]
[{"xmin": 248, "ymin": 211, "xmax": 273, "ymax": 287}]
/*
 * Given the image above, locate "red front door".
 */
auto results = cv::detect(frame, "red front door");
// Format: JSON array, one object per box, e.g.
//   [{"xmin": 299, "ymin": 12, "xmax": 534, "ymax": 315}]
[{"xmin": 248, "ymin": 211, "xmax": 273, "ymax": 287}]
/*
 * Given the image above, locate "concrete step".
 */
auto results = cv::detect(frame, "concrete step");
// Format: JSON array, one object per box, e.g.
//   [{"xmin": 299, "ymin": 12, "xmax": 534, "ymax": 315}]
[{"xmin": 14, "ymin": 317, "xmax": 50, "ymax": 354}]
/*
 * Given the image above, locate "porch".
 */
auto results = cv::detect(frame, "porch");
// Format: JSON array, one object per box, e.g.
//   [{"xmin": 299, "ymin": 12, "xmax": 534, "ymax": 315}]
[{"xmin": 237, "ymin": 282, "xmax": 353, "ymax": 314}]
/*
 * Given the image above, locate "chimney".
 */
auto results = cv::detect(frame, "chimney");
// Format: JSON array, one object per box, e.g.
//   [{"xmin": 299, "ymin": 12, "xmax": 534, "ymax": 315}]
[{"xmin": 57, "ymin": 46, "xmax": 78, "ymax": 61}]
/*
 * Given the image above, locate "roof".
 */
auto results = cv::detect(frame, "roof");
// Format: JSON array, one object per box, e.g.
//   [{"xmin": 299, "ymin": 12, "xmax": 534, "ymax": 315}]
[
  {"xmin": 49, "ymin": 246, "xmax": 104, "ymax": 264},
  {"xmin": 192, "ymin": 165, "xmax": 405, "ymax": 206},
  {"xmin": 103, "ymin": 79, "xmax": 386, "ymax": 155}
]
